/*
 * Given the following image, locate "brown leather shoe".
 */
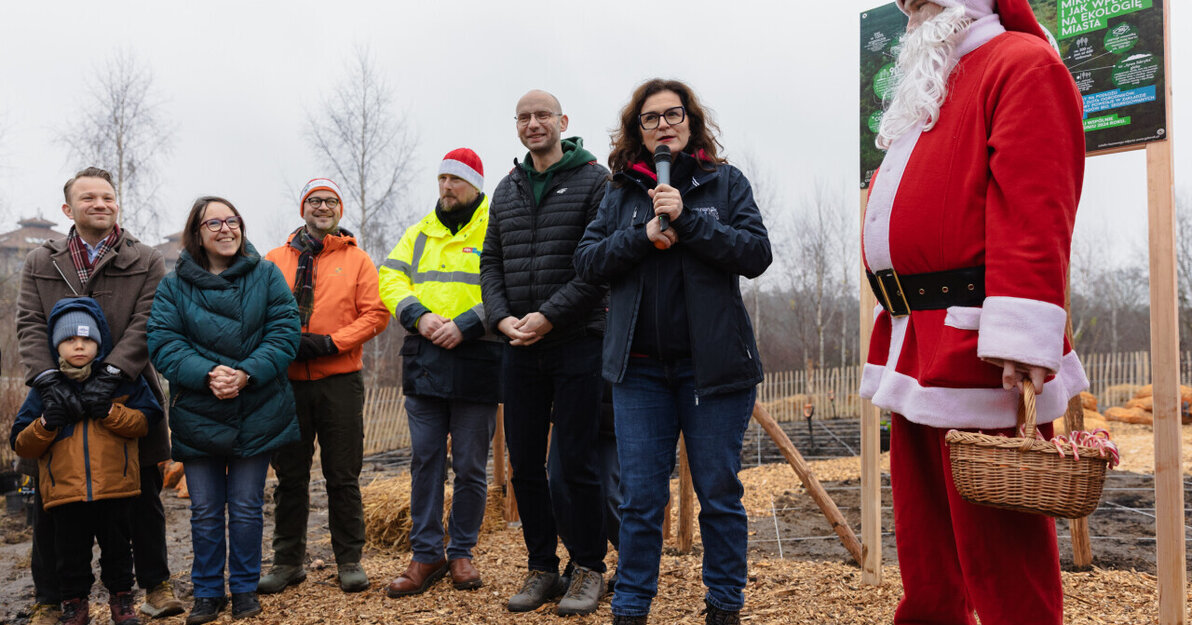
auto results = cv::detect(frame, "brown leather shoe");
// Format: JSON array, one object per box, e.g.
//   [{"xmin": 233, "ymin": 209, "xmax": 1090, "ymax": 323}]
[
  {"xmin": 449, "ymin": 558, "xmax": 482, "ymax": 590},
  {"xmin": 386, "ymin": 559, "xmax": 448, "ymax": 597}
]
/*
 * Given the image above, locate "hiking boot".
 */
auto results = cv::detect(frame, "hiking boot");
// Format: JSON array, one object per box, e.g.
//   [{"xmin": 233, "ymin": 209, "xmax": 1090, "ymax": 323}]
[
  {"xmin": 506, "ymin": 570, "xmax": 561, "ymax": 613},
  {"xmin": 230, "ymin": 592, "xmax": 261, "ymax": 620},
  {"xmin": 337, "ymin": 562, "xmax": 370, "ymax": 593},
  {"xmin": 27, "ymin": 602, "xmax": 61, "ymax": 625},
  {"xmin": 613, "ymin": 616, "xmax": 649, "ymax": 625},
  {"xmin": 185, "ymin": 596, "xmax": 226, "ymax": 625},
  {"xmin": 108, "ymin": 591, "xmax": 142, "ymax": 625},
  {"xmin": 701, "ymin": 600, "xmax": 741, "ymax": 625},
  {"xmin": 59, "ymin": 598, "xmax": 90, "ymax": 625},
  {"xmin": 448, "ymin": 558, "xmax": 482, "ymax": 590},
  {"xmin": 556, "ymin": 565, "xmax": 603, "ymax": 616},
  {"xmin": 140, "ymin": 580, "xmax": 185, "ymax": 618},
  {"xmin": 256, "ymin": 564, "xmax": 306, "ymax": 594}
]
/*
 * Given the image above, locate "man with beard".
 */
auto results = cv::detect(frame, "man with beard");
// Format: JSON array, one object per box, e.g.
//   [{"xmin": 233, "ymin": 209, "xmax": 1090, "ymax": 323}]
[
  {"xmin": 480, "ymin": 90, "xmax": 609, "ymax": 616},
  {"xmin": 260, "ymin": 178, "xmax": 390, "ymax": 595},
  {"xmin": 859, "ymin": 1, "xmax": 1086, "ymax": 623},
  {"xmin": 380, "ymin": 149, "xmax": 502, "ymax": 597}
]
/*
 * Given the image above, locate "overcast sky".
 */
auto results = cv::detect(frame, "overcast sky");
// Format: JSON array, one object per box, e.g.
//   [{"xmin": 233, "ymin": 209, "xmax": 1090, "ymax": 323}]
[{"xmin": 0, "ymin": 0, "xmax": 1186, "ymax": 269}]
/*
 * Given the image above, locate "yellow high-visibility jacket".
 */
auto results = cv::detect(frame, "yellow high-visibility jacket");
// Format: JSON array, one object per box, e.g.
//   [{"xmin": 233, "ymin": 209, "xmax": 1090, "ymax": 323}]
[
  {"xmin": 379, "ymin": 196, "xmax": 500, "ymax": 402},
  {"xmin": 379, "ymin": 195, "xmax": 490, "ymax": 338}
]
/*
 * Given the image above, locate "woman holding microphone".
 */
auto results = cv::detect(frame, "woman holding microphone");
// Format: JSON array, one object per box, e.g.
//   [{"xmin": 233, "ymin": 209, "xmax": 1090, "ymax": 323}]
[{"xmin": 574, "ymin": 78, "xmax": 770, "ymax": 625}]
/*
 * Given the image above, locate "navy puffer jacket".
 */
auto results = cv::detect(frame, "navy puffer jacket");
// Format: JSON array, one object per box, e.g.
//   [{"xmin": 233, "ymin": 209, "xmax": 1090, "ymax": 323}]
[{"xmin": 147, "ymin": 243, "xmax": 301, "ymax": 461}]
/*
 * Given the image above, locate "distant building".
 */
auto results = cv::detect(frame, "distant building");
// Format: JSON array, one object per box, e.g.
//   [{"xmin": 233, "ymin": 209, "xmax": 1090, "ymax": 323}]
[
  {"xmin": 154, "ymin": 231, "xmax": 183, "ymax": 273},
  {"xmin": 0, "ymin": 217, "xmax": 67, "ymax": 276}
]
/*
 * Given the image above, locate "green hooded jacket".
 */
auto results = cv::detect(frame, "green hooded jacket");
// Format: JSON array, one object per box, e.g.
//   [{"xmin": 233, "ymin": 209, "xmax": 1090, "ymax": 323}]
[{"xmin": 519, "ymin": 137, "xmax": 599, "ymax": 205}]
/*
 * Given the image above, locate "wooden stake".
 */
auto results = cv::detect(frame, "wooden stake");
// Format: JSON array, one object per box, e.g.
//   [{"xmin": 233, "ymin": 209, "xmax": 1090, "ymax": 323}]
[
  {"xmin": 752, "ymin": 402, "xmax": 863, "ymax": 566},
  {"xmin": 1148, "ymin": 3, "xmax": 1183, "ymax": 622},
  {"xmin": 493, "ymin": 404, "xmax": 506, "ymax": 493},
  {"xmin": 677, "ymin": 436, "xmax": 696, "ymax": 553},
  {"xmin": 1064, "ymin": 288, "xmax": 1093, "ymax": 569},
  {"xmin": 858, "ymin": 187, "xmax": 883, "ymax": 585}
]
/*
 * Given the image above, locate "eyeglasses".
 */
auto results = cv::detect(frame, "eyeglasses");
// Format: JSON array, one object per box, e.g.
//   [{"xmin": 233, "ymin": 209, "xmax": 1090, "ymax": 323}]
[
  {"xmin": 639, "ymin": 106, "xmax": 686, "ymax": 130},
  {"xmin": 306, "ymin": 197, "xmax": 340, "ymax": 209},
  {"xmin": 515, "ymin": 111, "xmax": 561, "ymax": 126},
  {"xmin": 202, "ymin": 216, "xmax": 242, "ymax": 232}
]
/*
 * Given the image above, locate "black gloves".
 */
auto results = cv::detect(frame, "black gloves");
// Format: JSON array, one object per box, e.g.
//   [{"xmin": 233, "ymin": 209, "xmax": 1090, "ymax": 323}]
[
  {"xmin": 81, "ymin": 364, "xmax": 125, "ymax": 420},
  {"xmin": 295, "ymin": 333, "xmax": 339, "ymax": 361},
  {"xmin": 31, "ymin": 371, "xmax": 86, "ymax": 426},
  {"xmin": 41, "ymin": 397, "xmax": 72, "ymax": 429}
]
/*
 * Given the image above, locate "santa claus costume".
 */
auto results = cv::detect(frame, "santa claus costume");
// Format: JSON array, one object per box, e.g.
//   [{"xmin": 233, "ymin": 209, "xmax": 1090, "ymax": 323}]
[{"xmin": 860, "ymin": 1, "xmax": 1087, "ymax": 623}]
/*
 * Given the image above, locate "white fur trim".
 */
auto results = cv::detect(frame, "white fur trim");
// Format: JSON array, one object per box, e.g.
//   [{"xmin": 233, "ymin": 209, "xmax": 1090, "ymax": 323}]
[
  {"xmin": 977, "ymin": 296, "xmax": 1067, "ymax": 373},
  {"xmin": 944, "ymin": 306, "xmax": 982, "ymax": 330},
  {"xmin": 860, "ymin": 350, "xmax": 1088, "ymax": 429},
  {"xmin": 439, "ymin": 160, "xmax": 484, "ymax": 192}
]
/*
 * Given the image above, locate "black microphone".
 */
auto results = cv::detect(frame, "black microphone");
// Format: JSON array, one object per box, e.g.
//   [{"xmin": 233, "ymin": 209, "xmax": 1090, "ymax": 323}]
[{"xmin": 653, "ymin": 144, "xmax": 672, "ymax": 232}]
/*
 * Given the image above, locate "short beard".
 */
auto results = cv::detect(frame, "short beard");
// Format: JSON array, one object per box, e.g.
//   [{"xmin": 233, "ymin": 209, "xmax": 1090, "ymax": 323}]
[{"xmin": 876, "ymin": 6, "xmax": 971, "ymax": 149}]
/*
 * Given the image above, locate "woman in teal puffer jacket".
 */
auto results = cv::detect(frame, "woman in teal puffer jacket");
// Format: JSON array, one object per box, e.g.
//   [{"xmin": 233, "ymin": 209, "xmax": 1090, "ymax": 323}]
[{"xmin": 147, "ymin": 196, "xmax": 300, "ymax": 624}]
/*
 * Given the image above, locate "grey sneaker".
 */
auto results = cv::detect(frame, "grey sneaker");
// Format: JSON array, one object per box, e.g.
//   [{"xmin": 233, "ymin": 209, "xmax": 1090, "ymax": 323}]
[
  {"xmin": 507, "ymin": 570, "xmax": 561, "ymax": 613},
  {"xmin": 257, "ymin": 564, "xmax": 306, "ymax": 594},
  {"xmin": 556, "ymin": 565, "xmax": 603, "ymax": 616},
  {"xmin": 337, "ymin": 562, "xmax": 370, "ymax": 593}
]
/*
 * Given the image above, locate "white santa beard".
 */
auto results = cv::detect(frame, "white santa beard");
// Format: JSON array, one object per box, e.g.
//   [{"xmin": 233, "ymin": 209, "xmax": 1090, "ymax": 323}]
[{"xmin": 876, "ymin": 6, "xmax": 971, "ymax": 150}]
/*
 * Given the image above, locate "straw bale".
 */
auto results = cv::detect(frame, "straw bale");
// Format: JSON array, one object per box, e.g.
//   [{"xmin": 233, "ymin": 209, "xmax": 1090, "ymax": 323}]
[
  {"xmin": 362, "ymin": 473, "xmax": 506, "ymax": 552},
  {"xmin": 162, "ymin": 461, "xmax": 185, "ymax": 488},
  {"xmin": 1131, "ymin": 383, "xmax": 1192, "ymax": 404},
  {"xmin": 1103, "ymin": 406, "xmax": 1153, "ymax": 425},
  {"xmin": 175, "ymin": 475, "xmax": 189, "ymax": 499},
  {"xmin": 1079, "ymin": 391, "xmax": 1098, "ymax": 412},
  {"xmin": 1125, "ymin": 396, "xmax": 1154, "ymax": 412},
  {"xmin": 1052, "ymin": 410, "xmax": 1109, "ymax": 436}
]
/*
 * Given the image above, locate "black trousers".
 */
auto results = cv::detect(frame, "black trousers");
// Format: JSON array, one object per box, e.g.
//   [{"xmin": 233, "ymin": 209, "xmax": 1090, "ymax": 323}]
[
  {"xmin": 51, "ymin": 498, "xmax": 135, "ymax": 600},
  {"xmin": 503, "ymin": 336, "xmax": 607, "ymax": 574},
  {"xmin": 32, "ymin": 466, "xmax": 171, "ymax": 603}
]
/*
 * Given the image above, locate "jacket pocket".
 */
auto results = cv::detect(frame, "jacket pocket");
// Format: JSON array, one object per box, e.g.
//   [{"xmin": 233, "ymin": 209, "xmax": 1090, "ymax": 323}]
[{"xmin": 919, "ymin": 308, "xmax": 1000, "ymax": 388}]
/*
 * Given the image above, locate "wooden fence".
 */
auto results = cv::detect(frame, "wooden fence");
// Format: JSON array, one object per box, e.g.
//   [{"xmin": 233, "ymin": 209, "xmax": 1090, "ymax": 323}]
[{"xmin": 3, "ymin": 351, "xmax": 1188, "ymax": 468}]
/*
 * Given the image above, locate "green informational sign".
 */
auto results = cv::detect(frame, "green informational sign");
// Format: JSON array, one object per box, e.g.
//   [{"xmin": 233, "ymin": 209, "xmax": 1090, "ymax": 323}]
[{"xmin": 859, "ymin": 0, "xmax": 1167, "ymax": 188}]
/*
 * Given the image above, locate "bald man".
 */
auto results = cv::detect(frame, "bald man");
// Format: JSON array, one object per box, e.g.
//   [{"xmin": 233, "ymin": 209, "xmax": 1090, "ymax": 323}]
[{"xmin": 480, "ymin": 90, "xmax": 610, "ymax": 616}]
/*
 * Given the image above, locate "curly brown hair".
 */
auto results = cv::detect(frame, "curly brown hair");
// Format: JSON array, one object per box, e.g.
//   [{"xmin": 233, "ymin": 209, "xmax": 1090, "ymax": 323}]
[{"xmin": 608, "ymin": 78, "xmax": 725, "ymax": 174}]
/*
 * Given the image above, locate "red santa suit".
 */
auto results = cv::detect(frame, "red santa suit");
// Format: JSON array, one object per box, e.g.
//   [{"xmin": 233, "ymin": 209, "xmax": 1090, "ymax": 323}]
[{"xmin": 860, "ymin": 2, "xmax": 1086, "ymax": 624}]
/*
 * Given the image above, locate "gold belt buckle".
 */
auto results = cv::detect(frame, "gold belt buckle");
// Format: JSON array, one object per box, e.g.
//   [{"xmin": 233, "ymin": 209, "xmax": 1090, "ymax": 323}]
[{"xmin": 875, "ymin": 268, "xmax": 910, "ymax": 318}]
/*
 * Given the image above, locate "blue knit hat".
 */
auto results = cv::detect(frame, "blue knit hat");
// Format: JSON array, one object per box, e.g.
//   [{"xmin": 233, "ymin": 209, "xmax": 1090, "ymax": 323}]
[{"xmin": 52, "ymin": 310, "xmax": 102, "ymax": 350}]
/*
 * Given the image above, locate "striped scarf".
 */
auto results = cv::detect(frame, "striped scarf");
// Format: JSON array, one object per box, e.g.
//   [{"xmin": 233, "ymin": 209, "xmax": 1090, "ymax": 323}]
[
  {"xmin": 67, "ymin": 225, "xmax": 121, "ymax": 288},
  {"xmin": 290, "ymin": 227, "xmax": 326, "ymax": 327}
]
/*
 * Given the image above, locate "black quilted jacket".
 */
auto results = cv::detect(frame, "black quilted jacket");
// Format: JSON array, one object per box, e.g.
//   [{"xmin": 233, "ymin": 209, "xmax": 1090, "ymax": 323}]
[{"xmin": 480, "ymin": 158, "xmax": 608, "ymax": 346}]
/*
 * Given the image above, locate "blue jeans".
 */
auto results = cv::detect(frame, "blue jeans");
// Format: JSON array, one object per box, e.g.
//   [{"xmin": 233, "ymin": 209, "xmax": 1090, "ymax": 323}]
[
  {"xmin": 184, "ymin": 454, "xmax": 271, "ymax": 598},
  {"xmin": 611, "ymin": 357, "xmax": 754, "ymax": 617},
  {"xmin": 405, "ymin": 395, "xmax": 496, "ymax": 563},
  {"xmin": 503, "ymin": 335, "xmax": 607, "ymax": 573}
]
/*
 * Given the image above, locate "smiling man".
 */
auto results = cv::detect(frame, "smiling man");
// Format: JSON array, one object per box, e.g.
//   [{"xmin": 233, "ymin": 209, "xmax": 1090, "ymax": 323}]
[
  {"xmin": 860, "ymin": 1, "xmax": 1086, "ymax": 624},
  {"xmin": 260, "ymin": 178, "xmax": 390, "ymax": 595},
  {"xmin": 480, "ymin": 90, "xmax": 610, "ymax": 616},
  {"xmin": 16, "ymin": 166, "xmax": 180, "ymax": 624}
]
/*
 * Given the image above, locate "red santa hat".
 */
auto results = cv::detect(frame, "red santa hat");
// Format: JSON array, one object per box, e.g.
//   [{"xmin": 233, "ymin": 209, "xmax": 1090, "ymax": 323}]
[
  {"xmin": 897, "ymin": 0, "xmax": 1047, "ymax": 41},
  {"xmin": 299, "ymin": 178, "xmax": 344, "ymax": 217},
  {"xmin": 439, "ymin": 148, "xmax": 484, "ymax": 192}
]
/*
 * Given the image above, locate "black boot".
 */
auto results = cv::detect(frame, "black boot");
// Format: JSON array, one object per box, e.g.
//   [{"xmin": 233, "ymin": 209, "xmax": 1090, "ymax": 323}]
[{"xmin": 701, "ymin": 600, "xmax": 741, "ymax": 625}]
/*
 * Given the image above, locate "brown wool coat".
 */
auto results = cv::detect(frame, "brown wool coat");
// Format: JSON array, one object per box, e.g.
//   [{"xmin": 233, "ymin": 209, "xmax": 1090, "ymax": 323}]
[
  {"xmin": 17, "ymin": 229, "xmax": 170, "ymax": 468},
  {"xmin": 14, "ymin": 401, "xmax": 149, "ymax": 509}
]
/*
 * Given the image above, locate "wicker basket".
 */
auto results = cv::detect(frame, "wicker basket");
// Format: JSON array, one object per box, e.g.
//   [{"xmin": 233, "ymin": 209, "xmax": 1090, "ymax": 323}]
[{"xmin": 945, "ymin": 382, "xmax": 1111, "ymax": 519}]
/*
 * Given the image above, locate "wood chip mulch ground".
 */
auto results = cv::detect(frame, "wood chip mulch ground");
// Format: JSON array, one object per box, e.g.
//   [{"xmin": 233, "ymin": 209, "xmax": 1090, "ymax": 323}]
[{"xmin": 73, "ymin": 422, "xmax": 1189, "ymax": 624}]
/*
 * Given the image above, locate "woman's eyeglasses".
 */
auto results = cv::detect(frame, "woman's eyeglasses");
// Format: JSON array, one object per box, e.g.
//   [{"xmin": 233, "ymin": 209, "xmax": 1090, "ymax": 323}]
[{"xmin": 203, "ymin": 216, "xmax": 242, "ymax": 232}]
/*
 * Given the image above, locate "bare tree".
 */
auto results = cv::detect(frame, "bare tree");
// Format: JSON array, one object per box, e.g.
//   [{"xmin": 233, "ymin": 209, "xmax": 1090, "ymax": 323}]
[
  {"xmin": 307, "ymin": 45, "xmax": 419, "ymax": 263},
  {"xmin": 59, "ymin": 50, "xmax": 172, "ymax": 240},
  {"xmin": 794, "ymin": 180, "xmax": 849, "ymax": 369}
]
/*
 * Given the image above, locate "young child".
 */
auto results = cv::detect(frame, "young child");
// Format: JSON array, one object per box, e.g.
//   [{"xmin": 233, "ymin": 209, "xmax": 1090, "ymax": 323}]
[{"xmin": 10, "ymin": 297, "xmax": 163, "ymax": 625}]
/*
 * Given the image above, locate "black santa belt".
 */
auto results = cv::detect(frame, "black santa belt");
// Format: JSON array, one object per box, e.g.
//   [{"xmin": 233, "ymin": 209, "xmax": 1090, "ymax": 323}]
[{"xmin": 866, "ymin": 266, "xmax": 985, "ymax": 318}]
